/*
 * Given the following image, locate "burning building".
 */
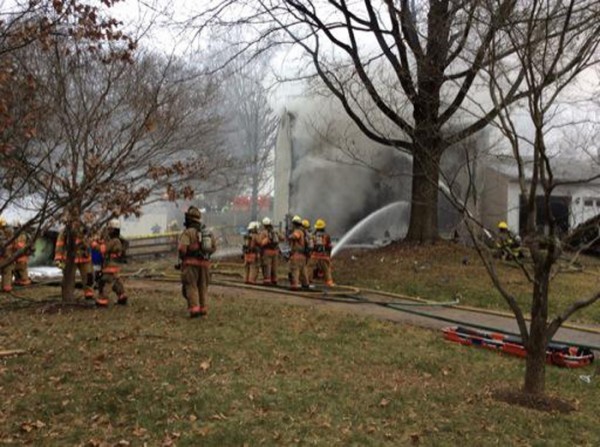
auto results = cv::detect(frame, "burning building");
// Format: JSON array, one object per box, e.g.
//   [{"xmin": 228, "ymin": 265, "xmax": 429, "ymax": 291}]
[{"xmin": 272, "ymin": 98, "xmax": 471, "ymax": 241}]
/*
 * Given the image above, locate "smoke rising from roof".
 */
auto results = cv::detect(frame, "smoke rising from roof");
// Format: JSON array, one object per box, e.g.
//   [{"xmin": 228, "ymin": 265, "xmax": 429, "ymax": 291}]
[
  {"xmin": 275, "ymin": 97, "xmax": 473, "ymax": 239},
  {"xmin": 278, "ymin": 98, "xmax": 413, "ymax": 237}
]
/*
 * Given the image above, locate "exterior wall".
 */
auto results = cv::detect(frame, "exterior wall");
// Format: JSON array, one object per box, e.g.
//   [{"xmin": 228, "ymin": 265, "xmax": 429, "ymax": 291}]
[
  {"xmin": 568, "ymin": 184, "xmax": 600, "ymax": 227},
  {"xmin": 121, "ymin": 212, "xmax": 168, "ymax": 237},
  {"xmin": 507, "ymin": 182, "xmax": 521, "ymax": 233},
  {"xmin": 480, "ymin": 167, "xmax": 510, "ymax": 231}
]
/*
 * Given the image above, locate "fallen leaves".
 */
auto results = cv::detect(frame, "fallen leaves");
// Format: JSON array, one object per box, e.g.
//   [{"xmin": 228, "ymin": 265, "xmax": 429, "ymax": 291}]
[
  {"xmin": 20, "ymin": 420, "xmax": 45, "ymax": 433},
  {"xmin": 199, "ymin": 358, "xmax": 211, "ymax": 372},
  {"xmin": 379, "ymin": 398, "xmax": 390, "ymax": 407}
]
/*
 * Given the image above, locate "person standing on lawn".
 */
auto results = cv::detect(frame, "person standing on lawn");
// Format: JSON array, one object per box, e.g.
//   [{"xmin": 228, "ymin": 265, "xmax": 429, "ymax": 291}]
[{"xmin": 178, "ymin": 206, "xmax": 217, "ymax": 318}]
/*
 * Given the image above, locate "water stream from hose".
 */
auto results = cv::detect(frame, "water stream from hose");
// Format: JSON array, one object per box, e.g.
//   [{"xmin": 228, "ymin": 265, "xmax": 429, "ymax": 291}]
[{"xmin": 331, "ymin": 201, "xmax": 410, "ymax": 257}]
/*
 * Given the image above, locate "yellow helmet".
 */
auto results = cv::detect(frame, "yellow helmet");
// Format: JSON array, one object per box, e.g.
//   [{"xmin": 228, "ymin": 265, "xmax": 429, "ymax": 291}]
[
  {"xmin": 302, "ymin": 219, "xmax": 310, "ymax": 229},
  {"xmin": 314, "ymin": 219, "xmax": 326, "ymax": 230},
  {"xmin": 497, "ymin": 221, "xmax": 508, "ymax": 230},
  {"xmin": 0, "ymin": 217, "xmax": 5, "ymax": 227},
  {"xmin": 292, "ymin": 215, "xmax": 302, "ymax": 224}
]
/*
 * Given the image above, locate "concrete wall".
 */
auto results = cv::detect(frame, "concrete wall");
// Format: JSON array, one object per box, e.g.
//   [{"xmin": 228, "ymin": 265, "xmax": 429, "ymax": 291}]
[{"xmin": 478, "ymin": 167, "xmax": 511, "ymax": 231}]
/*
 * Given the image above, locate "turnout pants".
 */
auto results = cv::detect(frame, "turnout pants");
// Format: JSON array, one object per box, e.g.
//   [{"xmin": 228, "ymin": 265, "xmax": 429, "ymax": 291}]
[
  {"xmin": 77, "ymin": 262, "xmax": 94, "ymax": 298},
  {"xmin": 182, "ymin": 264, "xmax": 210, "ymax": 313},
  {"xmin": 99, "ymin": 272, "xmax": 125, "ymax": 300},
  {"xmin": 261, "ymin": 249, "xmax": 279, "ymax": 284},
  {"xmin": 1, "ymin": 261, "xmax": 13, "ymax": 292},
  {"xmin": 244, "ymin": 253, "xmax": 260, "ymax": 284},
  {"xmin": 289, "ymin": 254, "xmax": 309, "ymax": 289},
  {"xmin": 13, "ymin": 261, "xmax": 31, "ymax": 286},
  {"xmin": 309, "ymin": 256, "xmax": 334, "ymax": 286}
]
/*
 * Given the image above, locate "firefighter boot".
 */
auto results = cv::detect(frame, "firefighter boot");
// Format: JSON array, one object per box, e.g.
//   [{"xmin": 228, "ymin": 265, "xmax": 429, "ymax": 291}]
[
  {"xmin": 189, "ymin": 306, "xmax": 202, "ymax": 318},
  {"xmin": 95, "ymin": 296, "xmax": 109, "ymax": 307}
]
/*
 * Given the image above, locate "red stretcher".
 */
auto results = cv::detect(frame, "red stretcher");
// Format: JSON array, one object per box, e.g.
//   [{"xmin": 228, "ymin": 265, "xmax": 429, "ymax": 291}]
[{"xmin": 443, "ymin": 326, "xmax": 594, "ymax": 368}]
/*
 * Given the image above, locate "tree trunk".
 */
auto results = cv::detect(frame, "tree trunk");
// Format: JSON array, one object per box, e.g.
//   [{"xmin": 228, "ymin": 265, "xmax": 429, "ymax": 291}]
[
  {"xmin": 250, "ymin": 168, "xmax": 260, "ymax": 222},
  {"xmin": 523, "ymin": 268, "xmax": 550, "ymax": 395},
  {"xmin": 523, "ymin": 317, "xmax": 547, "ymax": 395},
  {"xmin": 61, "ymin": 260, "xmax": 77, "ymax": 302},
  {"xmin": 61, "ymin": 229, "xmax": 77, "ymax": 302},
  {"xmin": 405, "ymin": 148, "xmax": 441, "ymax": 243}
]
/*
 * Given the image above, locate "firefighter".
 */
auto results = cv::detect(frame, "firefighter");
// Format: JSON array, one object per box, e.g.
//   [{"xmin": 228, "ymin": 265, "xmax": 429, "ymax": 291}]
[
  {"xmin": 13, "ymin": 221, "xmax": 31, "ymax": 286},
  {"xmin": 54, "ymin": 219, "xmax": 95, "ymax": 299},
  {"xmin": 243, "ymin": 221, "xmax": 261, "ymax": 284},
  {"xmin": 301, "ymin": 219, "xmax": 313, "ymax": 286},
  {"xmin": 0, "ymin": 217, "xmax": 15, "ymax": 293},
  {"xmin": 259, "ymin": 217, "xmax": 282, "ymax": 285},
  {"xmin": 496, "ymin": 221, "xmax": 523, "ymax": 261},
  {"xmin": 309, "ymin": 219, "xmax": 335, "ymax": 286},
  {"xmin": 90, "ymin": 231, "xmax": 104, "ymax": 289},
  {"xmin": 95, "ymin": 219, "xmax": 127, "ymax": 307},
  {"xmin": 178, "ymin": 206, "xmax": 217, "ymax": 318},
  {"xmin": 287, "ymin": 215, "xmax": 309, "ymax": 290}
]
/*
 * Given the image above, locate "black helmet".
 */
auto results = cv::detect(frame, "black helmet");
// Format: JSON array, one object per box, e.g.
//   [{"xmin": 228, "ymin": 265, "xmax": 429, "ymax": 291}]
[{"xmin": 185, "ymin": 206, "xmax": 202, "ymax": 223}]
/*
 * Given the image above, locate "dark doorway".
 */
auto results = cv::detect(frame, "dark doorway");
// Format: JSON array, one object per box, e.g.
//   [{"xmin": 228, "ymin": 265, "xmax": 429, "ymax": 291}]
[{"xmin": 519, "ymin": 195, "xmax": 571, "ymax": 236}]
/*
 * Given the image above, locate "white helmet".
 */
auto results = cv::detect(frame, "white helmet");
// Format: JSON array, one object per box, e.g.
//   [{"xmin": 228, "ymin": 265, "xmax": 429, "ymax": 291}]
[
  {"xmin": 247, "ymin": 221, "xmax": 259, "ymax": 231},
  {"xmin": 262, "ymin": 217, "xmax": 272, "ymax": 226},
  {"xmin": 108, "ymin": 218, "xmax": 121, "ymax": 229}
]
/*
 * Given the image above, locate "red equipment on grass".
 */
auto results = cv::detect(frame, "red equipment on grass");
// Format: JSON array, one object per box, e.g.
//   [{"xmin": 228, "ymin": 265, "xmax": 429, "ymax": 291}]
[{"xmin": 443, "ymin": 326, "xmax": 594, "ymax": 368}]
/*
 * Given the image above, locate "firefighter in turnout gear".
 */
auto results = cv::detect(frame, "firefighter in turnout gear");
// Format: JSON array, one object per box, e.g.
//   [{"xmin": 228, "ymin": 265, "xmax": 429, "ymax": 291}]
[
  {"xmin": 243, "ymin": 221, "xmax": 261, "ymax": 284},
  {"xmin": 495, "ymin": 221, "xmax": 523, "ymax": 261},
  {"xmin": 0, "ymin": 217, "xmax": 15, "ymax": 293},
  {"xmin": 259, "ymin": 217, "xmax": 282, "ymax": 285},
  {"xmin": 54, "ymin": 220, "xmax": 95, "ymax": 299},
  {"xmin": 13, "ymin": 222, "xmax": 31, "ymax": 286},
  {"xmin": 301, "ymin": 219, "xmax": 313, "ymax": 287},
  {"xmin": 309, "ymin": 219, "xmax": 334, "ymax": 286},
  {"xmin": 287, "ymin": 215, "xmax": 309, "ymax": 290},
  {"xmin": 95, "ymin": 219, "xmax": 127, "ymax": 307},
  {"xmin": 178, "ymin": 206, "xmax": 217, "ymax": 318}
]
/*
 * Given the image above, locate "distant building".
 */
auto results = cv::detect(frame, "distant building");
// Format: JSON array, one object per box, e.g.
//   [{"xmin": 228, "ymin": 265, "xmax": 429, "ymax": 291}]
[
  {"xmin": 231, "ymin": 195, "xmax": 272, "ymax": 212},
  {"xmin": 479, "ymin": 157, "xmax": 600, "ymax": 235}
]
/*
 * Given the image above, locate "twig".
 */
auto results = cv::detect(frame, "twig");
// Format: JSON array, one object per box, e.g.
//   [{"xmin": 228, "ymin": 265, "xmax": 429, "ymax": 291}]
[{"xmin": 0, "ymin": 349, "xmax": 27, "ymax": 358}]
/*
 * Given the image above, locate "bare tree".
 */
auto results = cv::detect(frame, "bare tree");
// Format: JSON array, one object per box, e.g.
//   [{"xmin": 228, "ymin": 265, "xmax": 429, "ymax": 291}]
[
  {"xmin": 189, "ymin": 0, "xmax": 599, "ymax": 242},
  {"xmin": 223, "ymin": 52, "xmax": 278, "ymax": 221},
  {"xmin": 0, "ymin": 0, "xmax": 133, "ymax": 269},
  {"xmin": 15, "ymin": 40, "xmax": 229, "ymax": 301},
  {"xmin": 455, "ymin": 0, "xmax": 600, "ymax": 396}
]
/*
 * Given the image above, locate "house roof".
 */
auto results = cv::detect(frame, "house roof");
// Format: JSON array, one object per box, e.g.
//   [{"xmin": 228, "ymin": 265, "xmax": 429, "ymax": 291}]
[{"xmin": 487, "ymin": 155, "xmax": 600, "ymax": 185}]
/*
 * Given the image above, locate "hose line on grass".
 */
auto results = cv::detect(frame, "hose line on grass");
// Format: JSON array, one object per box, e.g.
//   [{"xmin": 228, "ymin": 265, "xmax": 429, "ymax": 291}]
[
  {"xmin": 129, "ymin": 263, "xmax": 600, "ymax": 337},
  {"xmin": 165, "ymin": 274, "xmax": 600, "ymax": 352}
]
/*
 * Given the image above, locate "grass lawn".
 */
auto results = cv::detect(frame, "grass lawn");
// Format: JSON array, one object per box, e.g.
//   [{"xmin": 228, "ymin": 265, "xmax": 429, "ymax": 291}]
[
  {"xmin": 1, "ymin": 280, "xmax": 600, "ymax": 446},
  {"xmin": 333, "ymin": 242, "xmax": 600, "ymax": 325}
]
